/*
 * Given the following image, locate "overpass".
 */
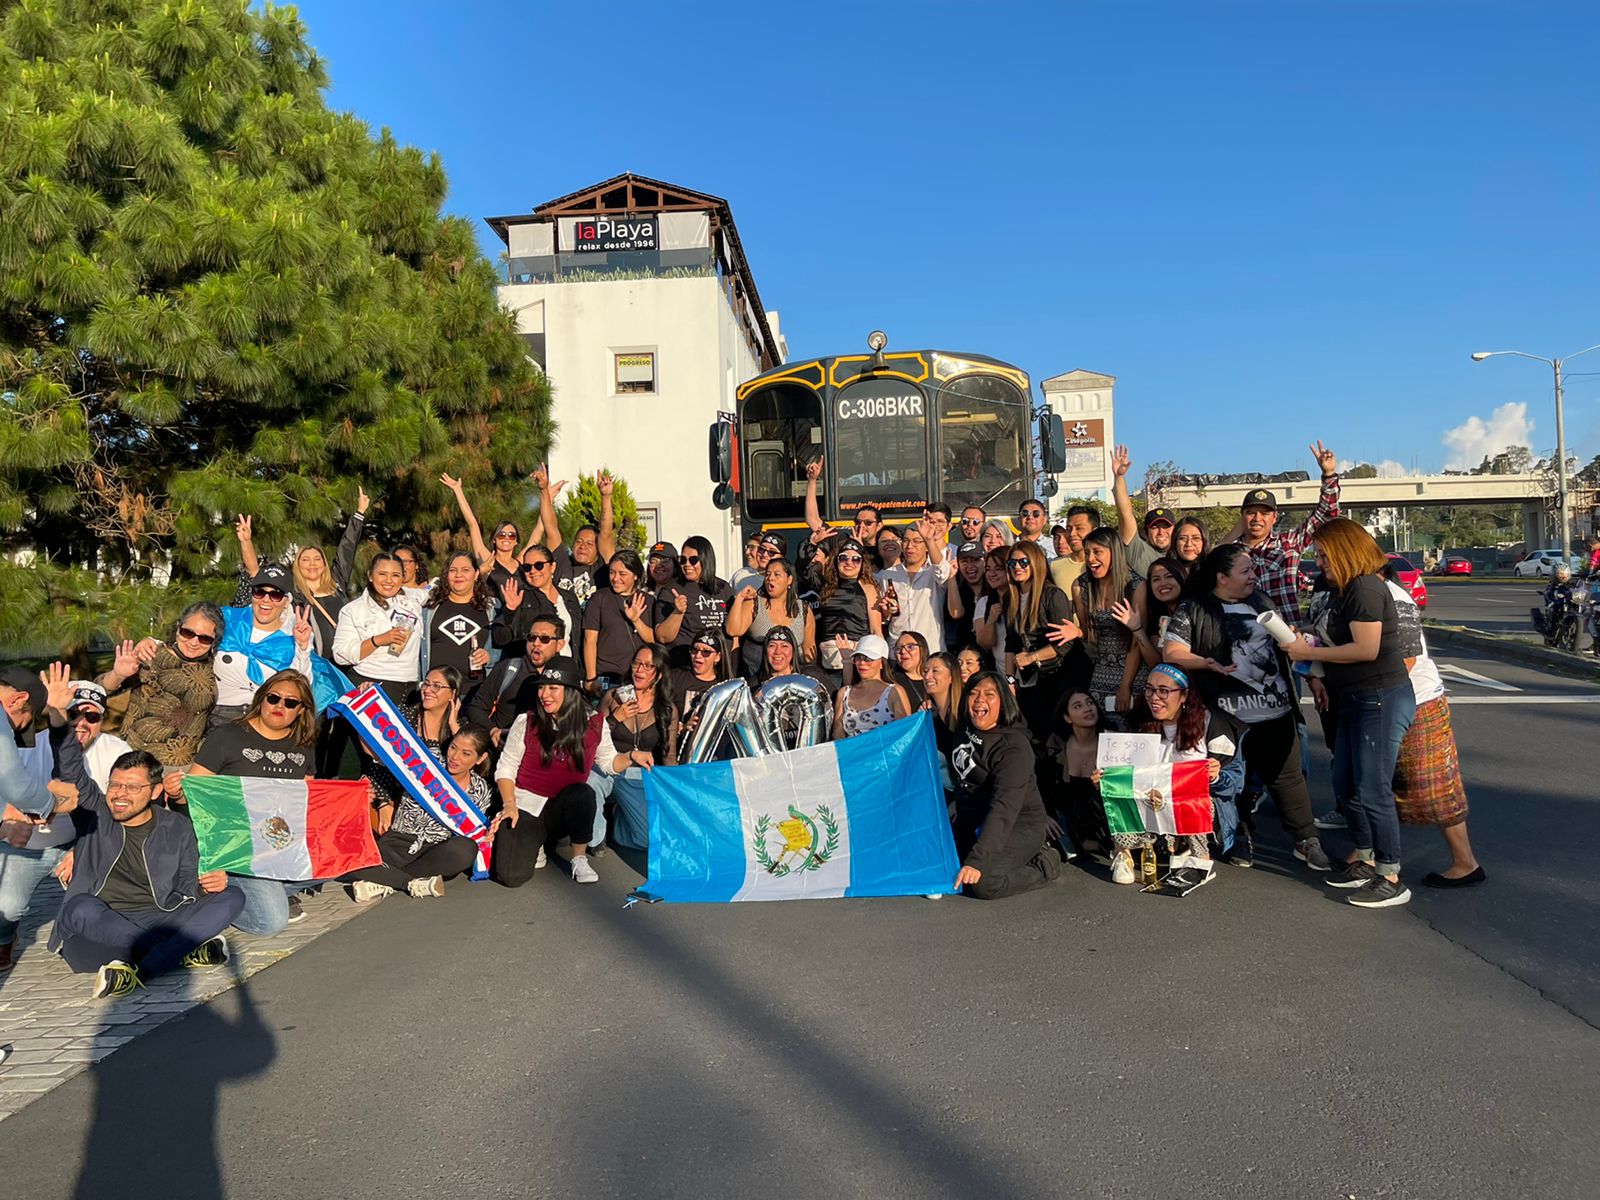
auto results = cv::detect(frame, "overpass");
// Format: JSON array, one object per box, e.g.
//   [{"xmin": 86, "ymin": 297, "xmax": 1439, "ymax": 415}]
[{"xmin": 1155, "ymin": 473, "xmax": 1597, "ymax": 547}]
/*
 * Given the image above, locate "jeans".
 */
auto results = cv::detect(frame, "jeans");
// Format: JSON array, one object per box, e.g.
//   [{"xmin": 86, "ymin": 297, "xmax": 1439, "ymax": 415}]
[
  {"xmin": 229, "ymin": 874, "xmax": 317, "ymax": 937},
  {"xmin": 1334, "ymin": 683, "xmax": 1417, "ymax": 875},
  {"xmin": 56, "ymin": 888, "xmax": 245, "ymax": 976},
  {"xmin": 0, "ymin": 843, "xmax": 69, "ymax": 943}
]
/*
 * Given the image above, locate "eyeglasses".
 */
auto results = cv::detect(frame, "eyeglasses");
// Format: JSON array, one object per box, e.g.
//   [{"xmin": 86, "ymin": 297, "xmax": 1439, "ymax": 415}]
[
  {"xmin": 252, "ymin": 587, "xmax": 288, "ymax": 601},
  {"xmin": 837, "ymin": 553, "xmax": 862, "ymax": 565},
  {"xmin": 1006, "ymin": 558, "xmax": 1031, "ymax": 569},
  {"xmin": 71, "ymin": 709, "xmax": 104, "ymax": 723},
  {"xmin": 177, "ymin": 626, "xmax": 216, "ymax": 646},
  {"xmin": 679, "ymin": 555, "xmax": 701, "ymax": 566},
  {"xmin": 106, "ymin": 782, "xmax": 151, "ymax": 795},
  {"xmin": 894, "ymin": 644, "xmax": 917, "ymax": 655},
  {"xmin": 263, "ymin": 692, "xmax": 304, "ymax": 710},
  {"xmin": 1144, "ymin": 686, "xmax": 1183, "ymax": 700},
  {"xmin": 526, "ymin": 634, "xmax": 559, "ymax": 644},
  {"xmin": 419, "ymin": 680, "xmax": 454, "ymax": 692}
]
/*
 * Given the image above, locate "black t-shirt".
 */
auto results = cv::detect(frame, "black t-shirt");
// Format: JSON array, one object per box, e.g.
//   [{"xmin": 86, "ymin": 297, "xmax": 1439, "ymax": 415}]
[
  {"xmin": 653, "ymin": 580, "xmax": 733, "ymax": 666},
  {"xmin": 1324, "ymin": 573, "xmax": 1408, "ymax": 694},
  {"xmin": 582, "ymin": 588, "xmax": 646, "ymax": 679},
  {"xmin": 1163, "ymin": 600, "xmax": 1295, "ymax": 724},
  {"xmin": 553, "ymin": 546, "xmax": 607, "ymax": 611},
  {"xmin": 429, "ymin": 599, "xmax": 491, "ymax": 678},
  {"xmin": 1003, "ymin": 585, "xmax": 1075, "ymax": 682},
  {"xmin": 99, "ymin": 818, "xmax": 158, "ymax": 912},
  {"xmin": 670, "ymin": 666, "xmax": 720, "ymax": 724},
  {"xmin": 944, "ymin": 576, "xmax": 978, "ymax": 652},
  {"xmin": 194, "ymin": 722, "xmax": 313, "ymax": 779}
]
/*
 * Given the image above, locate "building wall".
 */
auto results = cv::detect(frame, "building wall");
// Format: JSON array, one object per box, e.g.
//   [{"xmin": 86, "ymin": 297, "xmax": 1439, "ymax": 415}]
[
  {"xmin": 498, "ymin": 273, "xmax": 763, "ymax": 568},
  {"xmin": 1042, "ymin": 375, "xmax": 1116, "ymax": 502}
]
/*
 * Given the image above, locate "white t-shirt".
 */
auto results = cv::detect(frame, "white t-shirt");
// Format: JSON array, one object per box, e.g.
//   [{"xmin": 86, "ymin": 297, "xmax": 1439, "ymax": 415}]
[
  {"xmin": 1385, "ymin": 580, "xmax": 1445, "ymax": 705},
  {"xmin": 214, "ymin": 613, "xmax": 313, "ymax": 707},
  {"xmin": 332, "ymin": 588, "xmax": 427, "ymax": 682}
]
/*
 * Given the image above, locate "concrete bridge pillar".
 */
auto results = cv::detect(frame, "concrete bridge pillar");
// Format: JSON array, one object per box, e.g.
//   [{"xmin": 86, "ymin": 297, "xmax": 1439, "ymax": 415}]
[{"xmin": 1522, "ymin": 502, "xmax": 1545, "ymax": 548}]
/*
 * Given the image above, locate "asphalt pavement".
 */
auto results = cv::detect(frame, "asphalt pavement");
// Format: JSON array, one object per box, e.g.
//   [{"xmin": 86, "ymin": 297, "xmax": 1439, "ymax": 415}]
[
  {"xmin": 1420, "ymin": 577, "xmax": 1549, "ymax": 636},
  {"xmin": 2, "ymin": 646, "xmax": 1597, "ymax": 1199}
]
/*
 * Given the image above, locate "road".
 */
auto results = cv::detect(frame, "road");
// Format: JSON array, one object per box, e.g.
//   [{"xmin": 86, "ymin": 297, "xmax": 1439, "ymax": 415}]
[
  {"xmin": 2, "ymin": 646, "xmax": 1598, "ymax": 1199},
  {"xmin": 1420, "ymin": 577, "xmax": 1549, "ymax": 636}
]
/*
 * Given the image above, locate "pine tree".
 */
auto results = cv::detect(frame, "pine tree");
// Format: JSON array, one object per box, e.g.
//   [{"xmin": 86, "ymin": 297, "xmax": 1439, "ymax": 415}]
[
  {"xmin": 0, "ymin": 0, "xmax": 551, "ymax": 652},
  {"xmin": 557, "ymin": 471, "xmax": 643, "ymax": 552}
]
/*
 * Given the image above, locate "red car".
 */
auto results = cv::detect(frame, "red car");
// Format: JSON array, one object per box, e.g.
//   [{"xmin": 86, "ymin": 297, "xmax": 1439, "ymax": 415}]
[
  {"xmin": 1388, "ymin": 554, "xmax": 1428, "ymax": 608},
  {"xmin": 1442, "ymin": 557, "xmax": 1473, "ymax": 576}
]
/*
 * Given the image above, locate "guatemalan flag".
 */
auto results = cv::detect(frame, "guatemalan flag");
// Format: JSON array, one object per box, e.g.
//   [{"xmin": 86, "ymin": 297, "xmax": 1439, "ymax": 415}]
[{"xmin": 636, "ymin": 711, "xmax": 959, "ymax": 903}]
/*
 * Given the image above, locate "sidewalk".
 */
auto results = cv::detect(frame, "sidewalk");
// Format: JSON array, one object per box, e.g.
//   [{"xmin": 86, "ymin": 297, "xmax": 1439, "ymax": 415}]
[{"xmin": 0, "ymin": 876, "xmax": 372, "ymax": 1122}]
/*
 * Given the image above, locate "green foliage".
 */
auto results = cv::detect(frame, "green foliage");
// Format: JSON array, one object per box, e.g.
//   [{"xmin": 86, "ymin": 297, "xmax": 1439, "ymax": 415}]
[
  {"xmin": 556, "ymin": 471, "xmax": 643, "ymax": 553},
  {"xmin": 1053, "ymin": 494, "xmax": 1239, "ymax": 551},
  {"xmin": 0, "ymin": 0, "xmax": 551, "ymax": 653}
]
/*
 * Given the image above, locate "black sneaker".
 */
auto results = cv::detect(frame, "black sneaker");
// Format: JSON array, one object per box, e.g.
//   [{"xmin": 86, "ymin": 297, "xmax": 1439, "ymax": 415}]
[
  {"xmin": 1346, "ymin": 875, "xmax": 1412, "ymax": 909},
  {"xmin": 286, "ymin": 894, "xmax": 307, "ymax": 924},
  {"xmin": 1325, "ymin": 860, "xmax": 1378, "ymax": 890},
  {"xmin": 1164, "ymin": 866, "xmax": 1216, "ymax": 897},
  {"xmin": 181, "ymin": 935, "xmax": 230, "ymax": 968},
  {"xmin": 1222, "ymin": 835, "xmax": 1253, "ymax": 869}
]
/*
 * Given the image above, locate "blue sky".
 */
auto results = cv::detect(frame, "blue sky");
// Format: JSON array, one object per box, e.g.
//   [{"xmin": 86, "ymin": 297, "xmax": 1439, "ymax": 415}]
[{"xmin": 296, "ymin": 0, "xmax": 1600, "ymax": 476}]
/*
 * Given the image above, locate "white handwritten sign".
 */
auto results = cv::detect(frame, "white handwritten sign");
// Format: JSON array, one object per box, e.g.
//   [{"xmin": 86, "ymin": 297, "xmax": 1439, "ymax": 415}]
[{"xmin": 1096, "ymin": 732, "xmax": 1164, "ymax": 770}]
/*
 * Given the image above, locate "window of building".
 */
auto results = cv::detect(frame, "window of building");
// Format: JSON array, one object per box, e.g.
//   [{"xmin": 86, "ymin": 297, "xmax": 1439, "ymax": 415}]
[{"xmin": 615, "ymin": 351, "xmax": 656, "ymax": 394}]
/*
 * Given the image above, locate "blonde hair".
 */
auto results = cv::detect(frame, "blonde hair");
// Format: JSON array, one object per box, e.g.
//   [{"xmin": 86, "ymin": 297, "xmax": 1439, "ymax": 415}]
[
  {"xmin": 1003, "ymin": 540, "xmax": 1052, "ymax": 634},
  {"xmin": 292, "ymin": 546, "xmax": 336, "ymax": 599},
  {"xmin": 1311, "ymin": 518, "xmax": 1388, "ymax": 590}
]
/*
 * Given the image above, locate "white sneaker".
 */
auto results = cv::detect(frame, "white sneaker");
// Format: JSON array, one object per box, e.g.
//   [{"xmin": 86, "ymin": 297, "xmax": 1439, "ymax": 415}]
[
  {"xmin": 1111, "ymin": 851, "xmax": 1136, "ymax": 885},
  {"xmin": 570, "ymin": 854, "xmax": 599, "ymax": 884},
  {"xmin": 406, "ymin": 875, "xmax": 444, "ymax": 898},
  {"xmin": 350, "ymin": 880, "xmax": 394, "ymax": 903},
  {"xmin": 535, "ymin": 847, "xmax": 547, "ymax": 869}
]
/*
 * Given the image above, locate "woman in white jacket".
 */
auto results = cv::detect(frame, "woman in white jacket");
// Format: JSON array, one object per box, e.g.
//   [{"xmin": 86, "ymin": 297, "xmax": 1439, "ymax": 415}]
[{"xmin": 333, "ymin": 552, "xmax": 427, "ymax": 703}]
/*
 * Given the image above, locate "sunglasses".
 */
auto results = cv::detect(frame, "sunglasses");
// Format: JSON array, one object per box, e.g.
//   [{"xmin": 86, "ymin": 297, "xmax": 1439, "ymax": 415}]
[
  {"xmin": 252, "ymin": 587, "xmax": 288, "ymax": 601},
  {"xmin": 523, "ymin": 560, "xmax": 552, "ymax": 571},
  {"xmin": 959, "ymin": 516, "xmax": 983, "ymax": 525},
  {"xmin": 494, "ymin": 530, "xmax": 518, "ymax": 540},
  {"xmin": 853, "ymin": 517, "xmax": 879, "ymax": 527},
  {"xmin": 71, "ymin": 709, "xmax": 104, "ymax": 723},
  {"xmin": 177, "ymin": 626, "xmax": 217, "ymax": 646},
  {"xmin": 679, "ymin": 555, "xmax": 701, "ymax": 565},
  {"xmin": 1020, "ymin": 509, "xmax": 1045, "ymax": 519},
  {"xmin": 836, "ymin": 553, "xmax": 863, "ymax": 565},
  {"xmin": 1007, "ymin": 558, "xmax": 1032, "ymax": 569},
  {"xmin": 690, "ymin": 646, "xmax": 717, "ymax": 657},
  {"xmin": 526, "ymin": 633, "xmax": 560, "ymax": 644},
  {"xmin": 264, "ymin": 692, "xmax": 304, "ymax": 710}
]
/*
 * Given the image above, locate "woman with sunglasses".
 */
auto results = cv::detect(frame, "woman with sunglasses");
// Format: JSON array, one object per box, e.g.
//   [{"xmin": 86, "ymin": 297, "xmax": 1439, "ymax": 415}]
[
  {"xmin": 831, "ymin": 635, "xmax": 911, "ymax": 739},
  {"xmin": 333, "ymin": 552, "xmax": 429, "ymax": 705},
  {"xmin": 187, "ymin": 671, "xmax": 321, "ymax": 934},
  {"xmin": 494, "ymin": 544, "xmax": 584, "ymax": 655},
  {"xmin": 363, "ymin": 665, "xmax": 463, "ymax": 829},
  {"xmin": 812, "ymin": 539, "xmax": 884, "ymax": 689},
  {"xmin": 233, "ymin": 491, "xmax": 370, "ymax": 653},
  {"xmin": 346, "ymin": 725, "xmax": 490, "ymax": 901},
  {"xmin": 441, "ymin": 471, "xmax": 525, "ymax": 600},
  {"xmin": 582, "ymin": 549, "xmax": 655, "ymax": 693},
  {"xmin": 726, "ymin": 555, "xmax": 815, "ymax": 678},
  {"xmin": 424, "ymin": 553, "xmax": 494, "ymax": 691},
  {"xmin": 1002, "ymin": 541, "xmax": 1076, "ymax": 743},
  {"xmin": 671, "ymin": 631, "xmax": 731, "ymax": 726},
  {"xmin": 100, "ymin": 602, "xmax": 225, "ymax": 794},
  {"xmin": 211, "ymin": 563, "xmax": 346, "ymax": 733},
  {"xmin": 654, "ymin": 536, "xmax": 732, "ymax": 671},
  {"xmin": 890, "ymin": 631, "xmax": 931, "ymax": 711}
]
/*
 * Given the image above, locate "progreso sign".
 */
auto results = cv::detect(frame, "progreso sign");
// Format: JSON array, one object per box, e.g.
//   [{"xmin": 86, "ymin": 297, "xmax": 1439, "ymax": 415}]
[{"xmin": 836, "ymin": 378, "xmax": 926, "ymax": 420}]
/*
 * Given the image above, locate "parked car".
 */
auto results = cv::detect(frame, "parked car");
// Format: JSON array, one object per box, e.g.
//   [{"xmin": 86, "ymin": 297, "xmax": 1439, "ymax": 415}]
[
  {"xmin": 1388, "ymin": 554, "xmax": 1427, "ymax": 608},
  {"xmin": 1441, "ymin": 557, "xmax": 1473, "ymax": 576},
  {"xmin": 1513, "ymin": 549, "xmax": 1579, "ymax": 578}
]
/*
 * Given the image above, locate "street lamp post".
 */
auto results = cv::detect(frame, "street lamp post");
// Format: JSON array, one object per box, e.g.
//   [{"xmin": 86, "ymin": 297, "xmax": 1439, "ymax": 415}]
[{"xmin": 1470, "ymin": 342, "xmax": 1600, "ymax": 553}]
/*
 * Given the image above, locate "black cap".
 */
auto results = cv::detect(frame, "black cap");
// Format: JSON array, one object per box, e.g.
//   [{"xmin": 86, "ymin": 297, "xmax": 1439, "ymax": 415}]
[
  {"xmin": 648, "ymin": 541, "xmax": 677, "ymax": 560},
  {"xmin": 0, "ymin": 667, "xmax": 46, "ymax": 716},
  {"xmin": 759, "ymin": 532, "xmax": 788, "ymax": 554},
  {"xmin": 531, "ymin": 656, "xmax": 584, "ymax": 690},
  {"xmin": 249, "ymin": 563, "xmax": 292, "ymax": 591},
  {"xmin": 1240, "ymin": 489, "xmax": 1278, "ymax": 512},
  {"xmin": 1144, "ymin": 506, "xmax": 1177, "ymax": 527},
  {"xmin": 956, "ymin": 540, "xmax": 983, "ymax": 558},
  {"xmin": 766, "ymin": 625, "xmax": 798, "ymax": 648}
]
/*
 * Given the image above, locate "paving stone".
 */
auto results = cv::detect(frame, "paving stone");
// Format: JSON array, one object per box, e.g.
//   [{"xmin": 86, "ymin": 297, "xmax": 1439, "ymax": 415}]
[{"xmin": 0, "ymin": 1061, "xmax": 76, "ymax": 1077}]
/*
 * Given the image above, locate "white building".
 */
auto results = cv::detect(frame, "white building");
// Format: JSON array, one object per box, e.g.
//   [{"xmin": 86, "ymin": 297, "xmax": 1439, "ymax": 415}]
[
  {"xmin": 1040, "ymin": 369, "xmax": 1116, "ymax": 501},
  {"xmin": 487, "ymin": 174, "xmax": 786, "ymax": 567}
]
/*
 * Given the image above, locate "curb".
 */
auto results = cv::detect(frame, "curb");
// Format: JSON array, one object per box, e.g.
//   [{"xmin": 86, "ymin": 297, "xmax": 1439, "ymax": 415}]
[{"xmin": 1423, "ymin": 622, "xmax": 1599, "ymax": 680}]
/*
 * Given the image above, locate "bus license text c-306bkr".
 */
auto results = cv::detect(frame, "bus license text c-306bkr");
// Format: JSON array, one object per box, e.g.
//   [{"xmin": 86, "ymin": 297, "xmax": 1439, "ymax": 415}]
[{"xmin": 837, "ymin": 394, "xmax": 924, "ymax": 419}]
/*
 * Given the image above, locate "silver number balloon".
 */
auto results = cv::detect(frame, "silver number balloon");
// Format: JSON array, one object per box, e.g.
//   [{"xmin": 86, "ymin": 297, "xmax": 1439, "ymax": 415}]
[{"xmin": 756, "ymin": 674, "xmax": 833, "ymax": 752}]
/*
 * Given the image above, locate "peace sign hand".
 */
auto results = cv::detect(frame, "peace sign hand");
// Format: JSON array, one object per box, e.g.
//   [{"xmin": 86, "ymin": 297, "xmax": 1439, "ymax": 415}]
[
  {"xmin": 234, "ymin": 513, "xmax": 253, "ymax": 543},
  {"xmin": 292, "ymin": 605, "xmax": 314, "ymax": 649},
  {"xmin": 1310, "ymin": 440, "xmax": 1338, "ymax": 476}
]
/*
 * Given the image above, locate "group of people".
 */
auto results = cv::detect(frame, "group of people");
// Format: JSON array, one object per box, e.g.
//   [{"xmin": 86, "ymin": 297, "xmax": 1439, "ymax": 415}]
[{"xmin": 0, "ymin": 441, "xmax": 1486, "ymax": 996}]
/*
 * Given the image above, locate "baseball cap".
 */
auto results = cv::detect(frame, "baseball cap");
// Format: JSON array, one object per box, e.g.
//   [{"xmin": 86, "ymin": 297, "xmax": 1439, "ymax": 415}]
[
  {"xmin": 249, "ymin": 563, "xmax": 292, "ymax": 591},
  {"xmin": 1240, "ymin": 489, "xmax": 1278, "ymax": 512},
  {"xmin": 956, "ymin": 540, "xmax": 983, "ymax": 559},
  {"xmin": 1144, "ymin": 506, "xmax": 1177, "ymax": 528},
  {"xmin": 648, "ymin": 541, "xmax": 677, "ymax": 560},
  {"xmin": 0, "ymin": 667, "xmax": 46, "ymax": 716},
  {"xmin": 852, "ymin": 634, "xmax": 890, "ymax": 661},
  {"xmin": 68, "ymin": 681, "xmax": 108, "ymax": 715},
  {"xmin": 1049, "ymin": 523, "xmax": 1070, "ymax": 537}
]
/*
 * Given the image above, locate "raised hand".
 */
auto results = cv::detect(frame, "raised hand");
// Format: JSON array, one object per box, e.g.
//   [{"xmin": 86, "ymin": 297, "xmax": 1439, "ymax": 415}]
[
  {"xmin": 1111, "ymin": 445, "xmax": 1132, "ymax": 478},
  {"xmin": 1045, "ymin": 618, "xmax": 1084, "ymax": 646},
  {"xmin": 549, "ymin": 478, "xmax": 568, "ymax": 499},
  {"xmin": 235, "ymin": 513, "xmax": 253, "ymax": 542},
  {"xmin": 1310, "ymin": 440, "xmax": 1337, "ymax": 476},
  {"xmin": 440, "ymin": 472, "xmax": 463, "ymax": 493},
  {"xmin": 805, "ymin": 459, "xmax": 822, "ymax": 482},
  {"xmin": 597, "ymin": 470, "xmax": 614, "ymax": 498},
  {"xmin": 356, "ymin": 485, "xmax": 370, "ymax": 515},
  {"xmin": 112, "ymin": 638, "xmax": 139, "ymax": 678},
  {"xmin": 738, "ymin": 584, "xmax": 759, "ymax": 603},
  {"xmin": 449, "ymin": 697, "xmax": 462, "ymax": 733},
  {"xmin": 501, "ymin": 576, "xmax": 524, "ymax": 610},
  {"xmin": 672, "ymin": 589, "xmax": 688, "ymax": 615},
  {"xmin": 624, "ymin": 592, "xmax": 648, "ymax": 624},
  {"xmin": 531, "ymin": 464, "xmax": 549, "ymax": 490},
  {"xmin": 1110, "ymin": 598, "xmax": 1141, "ymax": 631},
  {"xmin": 292, "ymin": 605, "xmax": 314, "ymax": 649},
  {"xmin": 40, "ymin": 661, "xmax": 72, "ymax": 713}
]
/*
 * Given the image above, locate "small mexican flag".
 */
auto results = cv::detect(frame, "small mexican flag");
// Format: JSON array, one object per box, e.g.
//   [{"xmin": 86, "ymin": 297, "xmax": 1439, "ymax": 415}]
[
  {"xmin": 185, "ymin": 777, "xmax": 380, "ymax": 880},
  {"xmin": 1100, "ymin": 761, "xmax": 1213, "ymax": 837}
]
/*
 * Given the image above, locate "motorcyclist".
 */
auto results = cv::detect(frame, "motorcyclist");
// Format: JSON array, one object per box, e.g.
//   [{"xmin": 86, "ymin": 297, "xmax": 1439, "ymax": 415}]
[{"xmin": 1532, "ymin": 564, "xmax": 1576, "ymax": 644}]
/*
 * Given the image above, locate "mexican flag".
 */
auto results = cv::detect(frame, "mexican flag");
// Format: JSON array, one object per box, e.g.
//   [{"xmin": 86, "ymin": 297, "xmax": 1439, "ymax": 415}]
[
  {"xmin": 185, "ymin": 777, "xmax": 380, "ymax": 880},
  {"xmin": 1100, "ymin": 761, "xmax": 1213, "ymax": 837}
]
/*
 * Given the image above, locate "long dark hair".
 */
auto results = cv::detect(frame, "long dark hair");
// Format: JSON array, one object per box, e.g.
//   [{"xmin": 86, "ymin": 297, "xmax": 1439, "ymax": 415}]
[
  {"xmin": 241, "ymin": 669, "xmax": 318, "ymax": 747},
  {"xmin": 1185, "ymin": 543, "xmax": 1252, "ymax": 603},
  {"xmin": 819, "ymin": 541, "xmax": 877, "ymax": 602},
  {"xmin": 608, "ymin": 549, "xmax": 645, "ymax": 595},
  {"xmin": 1073, "ymin": 528, "xmax": 1132, "ymax": 645},
  {"xmin": 623, "ymin": 643, "xmax": 676, "ymax": 733},
  {"xmin": 959, "ymin": 669, "xmax": 1024, "ymax": 731},
  {"xmin": 759, "ymin": 556, "xmax": 802, "ymax": 621},
  {"xmin": 1172, "ymin": 516, "xmax": 1210, "ymax": 563},
  {"xmin": 680, "ymin": 535, "xmax": 724, "ymax": 593},
  {"xmin": 1143, "ymin": 555, "xmax": 1188, "ymax": 638},
  {"xmin": 426, "ymin": 552, "xmax": 494, "ymax": 611},
  {"xmin": 1055, "ymin": 687, "xmax": 1106, "ymax": 736},
  {"xmin": 365, "ymin": 551, "xmax": 406, "ymax": 609},
  {"xmin": 690, "ymin": 631, "xmax": 733, "ymax": 683},
  {"xmin": 1134, "ymin": 682, "xmax": 1209, "ymax": 754},
  {"xmin": 925, "ymin": 651, "xmax": 961, "ymax": 730},
  {"xmin": 533, "ymin": 684, "xmax": 591, "ymax": 768}
]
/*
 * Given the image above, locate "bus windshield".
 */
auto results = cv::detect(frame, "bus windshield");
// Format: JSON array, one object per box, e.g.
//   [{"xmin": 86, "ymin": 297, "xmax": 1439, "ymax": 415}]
[
  {"xmin": 937, "ymin": 375, "xmax": 1028, "ymax": 515},
  {"xmin": 831, "ymin": 379, "xmax": 929, "ymax": 510}
]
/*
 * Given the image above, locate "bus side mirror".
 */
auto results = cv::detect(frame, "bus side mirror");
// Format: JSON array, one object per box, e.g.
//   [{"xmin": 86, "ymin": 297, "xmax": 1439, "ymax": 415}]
[
  {"xmin": 712, "ymin": 482, "xmax": 734, "ymax": 511},
  {"xmin": 1039, "ymin": 413, "xmax": 1066, "ymax": 474},
  {"xmin": 708, "ymin": 421, "xmax": 733, "ymax": 484}
]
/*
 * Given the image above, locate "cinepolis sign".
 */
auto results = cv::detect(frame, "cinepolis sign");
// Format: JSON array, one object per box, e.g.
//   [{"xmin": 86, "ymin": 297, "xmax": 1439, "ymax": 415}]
[{"xmin": 573, "ymin": 214, "xmax": 658, "ymax": 253}]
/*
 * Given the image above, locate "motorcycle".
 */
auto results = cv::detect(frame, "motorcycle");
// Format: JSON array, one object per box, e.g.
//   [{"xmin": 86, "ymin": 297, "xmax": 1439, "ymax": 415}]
[{"xmin": 1532, "ymin": 576, "xmax": 1599, "ymax": 652}]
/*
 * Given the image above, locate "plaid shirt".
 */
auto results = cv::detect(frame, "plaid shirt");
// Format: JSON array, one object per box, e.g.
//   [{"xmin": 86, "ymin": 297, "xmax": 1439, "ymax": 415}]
[{"xmin": 1243, "ymin": 475, "xmax": 1340, "ymax": 625}]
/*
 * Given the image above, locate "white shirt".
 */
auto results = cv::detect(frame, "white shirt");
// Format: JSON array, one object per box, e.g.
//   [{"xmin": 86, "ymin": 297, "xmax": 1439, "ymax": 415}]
[
  {"xmin": 214, "ymin": 613, "xmax": 313, "ymax": 707},
  {"xmin": 1385, "ymin": 580, "xmax": 1445, "ymax": 705},
  {"xmin": 879, "ymin": 561, "xmax": 946, "ymax": 653},
  {"xmin": 333, "ymin": 588, "xmax": 427, "ymax": 682},
  {"xmin": 1019, "ymin": 533, "xmax": 1058, "ymax": 561},
  {"xmin": 494, "ymin": 712, "xmax": 616, "ymax": 817}
]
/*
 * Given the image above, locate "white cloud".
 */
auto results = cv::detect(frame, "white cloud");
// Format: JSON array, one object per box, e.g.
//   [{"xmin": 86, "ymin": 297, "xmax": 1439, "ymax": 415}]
[
  {"xmin": 1372, "ymin": 460, "xmax": 1406, "ymax": 477},
  {"xmin": 1442, "ymin": 402, "xmax": 1534, "ymax": 470}
]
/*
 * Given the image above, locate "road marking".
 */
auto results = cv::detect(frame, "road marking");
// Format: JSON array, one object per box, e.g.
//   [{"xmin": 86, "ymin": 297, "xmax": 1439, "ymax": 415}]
[
  {"xmin": 1443, "ymin": 695, "xmax": 1600, "ymax": 705},
  {"xmin": 1476, "ymin": 598, "xmax": 1520, "ymax": 605},
  {"xmin": 1438, "ymin": 664, "xmax": 1522, "ymax": 692}
]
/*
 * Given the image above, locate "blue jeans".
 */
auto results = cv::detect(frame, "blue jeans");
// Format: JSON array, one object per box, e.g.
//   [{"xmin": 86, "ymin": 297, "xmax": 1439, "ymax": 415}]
[
  {"xmin": 1334, "ymin": 683, "xmax": 1416, "ymax": 875},
  {"xmin": 228, "ymin": 874, "xmax": 316, "ymax": 937},
  {"xmin": 0, "ymin": 842, "xmax": 68, "ymax": 943},
  {"xmin": 56, "ymin": 888, "xmax": 244, "ymax": 976}
]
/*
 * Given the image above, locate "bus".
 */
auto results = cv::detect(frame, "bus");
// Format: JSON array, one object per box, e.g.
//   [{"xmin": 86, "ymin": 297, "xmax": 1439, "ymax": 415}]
[{"xmin": 708, "ymin": 336, "xmax": 1063, "ymax": 542}]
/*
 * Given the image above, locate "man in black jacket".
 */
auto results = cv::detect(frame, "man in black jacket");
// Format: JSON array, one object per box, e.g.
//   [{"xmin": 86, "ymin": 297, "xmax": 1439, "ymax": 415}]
[
  {"xmin": 465, "ymin": 615, "xmax": 567, "ymax": 745},
  {"xmin": 43, "ymin": 667, "xmax": 243, "ymax": 998}
]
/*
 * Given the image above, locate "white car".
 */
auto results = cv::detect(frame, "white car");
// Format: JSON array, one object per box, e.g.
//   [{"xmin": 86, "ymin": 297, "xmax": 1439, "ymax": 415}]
[{"xmin": 1513, "ymin": 549, "xmax": 1578, "ymax": 577}]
